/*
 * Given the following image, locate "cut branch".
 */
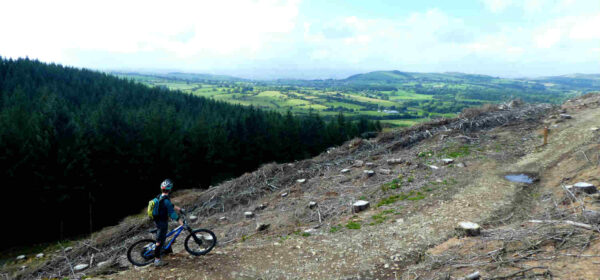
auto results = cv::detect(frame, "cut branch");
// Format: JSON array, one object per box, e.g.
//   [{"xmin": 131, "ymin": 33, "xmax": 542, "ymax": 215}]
[{"xmin": 528, "ymin": 220, "xmax": 594, "ymax": 231}]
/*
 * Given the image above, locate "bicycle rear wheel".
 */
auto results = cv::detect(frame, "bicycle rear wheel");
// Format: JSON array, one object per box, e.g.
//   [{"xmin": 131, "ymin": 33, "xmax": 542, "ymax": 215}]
[
  {"xmin": 184, "ymin": 229, "xmax": 217, "ymax": 256},
  {"xmin": 127, "ymin": 238, "xmax": 156, "ymax": 266}
]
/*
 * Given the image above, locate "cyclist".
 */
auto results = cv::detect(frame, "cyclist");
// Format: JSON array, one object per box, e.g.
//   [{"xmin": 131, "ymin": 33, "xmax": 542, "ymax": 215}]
[{"xmin": 153, "ymin": 179, "xmax": 184, "ymax": 267}]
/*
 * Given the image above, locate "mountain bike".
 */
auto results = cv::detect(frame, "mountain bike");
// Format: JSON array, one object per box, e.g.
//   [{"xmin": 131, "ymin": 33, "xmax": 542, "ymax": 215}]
[{"xmin": 126, "ymin": 210, "xmax": 217, "ymax": 266}]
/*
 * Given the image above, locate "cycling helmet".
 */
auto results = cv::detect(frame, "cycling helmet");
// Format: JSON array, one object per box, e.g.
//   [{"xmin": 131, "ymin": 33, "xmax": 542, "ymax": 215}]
[{"xmin": 160, "ymin": 179, "xmax": 173, "ymax": 191}]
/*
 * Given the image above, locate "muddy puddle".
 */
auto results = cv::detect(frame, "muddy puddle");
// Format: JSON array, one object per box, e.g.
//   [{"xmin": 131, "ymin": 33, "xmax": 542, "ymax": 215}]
[{"xmin": 504, "ymin": 173, "xmax": 537, "ymax": 184}]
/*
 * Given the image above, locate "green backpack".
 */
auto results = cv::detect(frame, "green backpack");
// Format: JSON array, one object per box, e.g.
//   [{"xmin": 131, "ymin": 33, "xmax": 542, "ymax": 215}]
[{"xmin": 147, "ymin": 195, "xmax": 165, "ymax": 220}]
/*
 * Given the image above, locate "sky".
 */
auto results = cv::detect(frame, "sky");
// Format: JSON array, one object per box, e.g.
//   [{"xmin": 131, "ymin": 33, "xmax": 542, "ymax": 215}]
[{"xmin": 0, "ymin": 0, "xmax": 599, "ymax": 79}]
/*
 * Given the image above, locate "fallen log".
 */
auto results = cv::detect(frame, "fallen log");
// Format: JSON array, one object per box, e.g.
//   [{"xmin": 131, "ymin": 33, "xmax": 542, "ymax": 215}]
[{"xmin": 528, "ymin": 219, "xmax": 594, "ymax": 230}]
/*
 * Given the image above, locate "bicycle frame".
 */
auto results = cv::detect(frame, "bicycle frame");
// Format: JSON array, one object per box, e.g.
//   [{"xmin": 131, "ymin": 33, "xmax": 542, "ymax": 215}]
[{"xmin": 142, "ymin": 224, "xmax": 186, "ymax": 258}]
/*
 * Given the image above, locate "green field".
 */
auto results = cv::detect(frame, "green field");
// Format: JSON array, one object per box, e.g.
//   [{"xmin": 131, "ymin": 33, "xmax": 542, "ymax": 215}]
[{"xmin": 114, "ymin": 71, "xmax": 600, "ymax": 128}]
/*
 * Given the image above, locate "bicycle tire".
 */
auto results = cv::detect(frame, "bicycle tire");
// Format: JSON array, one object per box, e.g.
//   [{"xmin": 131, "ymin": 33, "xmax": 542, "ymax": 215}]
[
  {"xmin": 127, "ymin": 238, "xmax": 156, "ymax": 266},
  {"xmin": 184, "ymin": 229, "xmax": 217, "ymax": 256}
]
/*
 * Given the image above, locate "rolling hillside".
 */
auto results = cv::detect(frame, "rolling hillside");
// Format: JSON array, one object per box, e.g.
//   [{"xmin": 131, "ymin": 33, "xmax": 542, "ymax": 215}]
[{"xmin": 118, "ymin": 70, "xmax": 600, "ymax": 129}]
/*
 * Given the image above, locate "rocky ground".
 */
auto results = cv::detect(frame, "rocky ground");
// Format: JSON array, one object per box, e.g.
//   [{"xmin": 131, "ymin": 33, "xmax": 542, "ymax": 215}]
[{"xmin": 5, "ymin": 94, "xmax": 600, "ymax": 279}]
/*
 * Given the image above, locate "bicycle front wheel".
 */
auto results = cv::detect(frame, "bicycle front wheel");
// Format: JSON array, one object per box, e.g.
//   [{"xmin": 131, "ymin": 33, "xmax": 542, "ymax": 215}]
[
  {"xmin": 127, "ymin": 238, "xmax": 156, "ymax": 266},
  {"xmin": 184, "ymin": 229, "xmax": 217, "ymax": 256}
]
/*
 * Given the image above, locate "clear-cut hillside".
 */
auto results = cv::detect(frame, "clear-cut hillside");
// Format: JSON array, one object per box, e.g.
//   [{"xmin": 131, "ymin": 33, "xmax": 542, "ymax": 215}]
[{"xmin": 8, "ymin": 94, "xmax": 600, "ymax": 280}]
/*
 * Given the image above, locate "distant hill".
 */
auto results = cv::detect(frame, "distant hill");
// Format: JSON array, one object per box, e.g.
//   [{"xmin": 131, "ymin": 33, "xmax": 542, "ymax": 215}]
[
  {"xmin": 114, "ymin": 71, "xmax": 245, "ymax": 82},
  {"xmin": 527, "ymin": 74, "xmax": 600, "ymax": 88},
  {"xmin": 345, "ymin": 70, "xmax": 498, "ymax": 84},
  {"xmin": 345, "ymin": 70, "xmax": 415, "ymax": 82},
  {"xmin": 119, "ymin": 69, "xmax": 600, "ymax": 130}
]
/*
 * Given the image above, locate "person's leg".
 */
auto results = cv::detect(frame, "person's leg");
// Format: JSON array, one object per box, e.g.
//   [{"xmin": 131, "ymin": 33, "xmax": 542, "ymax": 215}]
[{"xmin": 155, "ymin": 223, "xmax": 167, "ymax": 263}]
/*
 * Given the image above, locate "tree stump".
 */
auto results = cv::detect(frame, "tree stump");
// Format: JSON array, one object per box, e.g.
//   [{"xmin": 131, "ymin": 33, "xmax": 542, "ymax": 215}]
[
  {"xmin": 442, "ymin": 158, "xmax": 454, "ymax": 165},
  {"xmin": 462, "ymin": 271, "xmax": 480, "ymax": 280},
  {"xmin": 353, "ymin": 200, "xmax": 370, "ymax": 213},
  {"xmin": 574, "ymin": 182, "xmax": 597, "ymax": 194},
  {"xmin": 255, "ymin": 203, "xmax": 268, "ymax": 211},
  {"xmin": 379, "ymin": 169, "xmax": 392, "ymax": 175},
  {"xmin": 387, "ymin": 158, "xmax": 403, "ymax": 165},
  {"xmin": 256, "ymin": 223, "xmax": 270, "ymax": 232},
  {"xmin": 457, "ymin": 221, "xmax": 481, "ymax": 236}
]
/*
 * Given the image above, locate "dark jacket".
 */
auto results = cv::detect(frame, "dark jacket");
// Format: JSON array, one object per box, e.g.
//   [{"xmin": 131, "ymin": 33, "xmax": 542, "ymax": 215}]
[{"xmin": 155, "ymin": 194, "xmax": 179, "ymax": 224}]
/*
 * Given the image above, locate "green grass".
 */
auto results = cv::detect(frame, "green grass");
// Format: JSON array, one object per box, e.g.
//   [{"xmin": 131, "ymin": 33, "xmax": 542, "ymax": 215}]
[
  {"xmin": 381, "ymin": 179, "xmax": 402, "ymax": 192},
  {"xmin": 377, "ymin": 190, "xmax": 426, "ymax": 207},
  {"xmin": 280, "ymin": 235, "xmax": 291, "ymax": 242},
  {"xmin": 329, "ymin": 225, "xmax": 342, "ymax": 233},
  {"xmin": 345, "ymin": 221, "xmax": 361, "ymax": 230},
  {"xmin": 442, "ymin": 144, "xmax": 471, "ymax": 158},
  {"xmin": 371, "ymin": 213, "xmax": 388, "ymax": 225},
  {"xmin": 418, "ymin": 150, "xmax": 434, "ymax": 158},
  {"xmin": 379, "ymin": 119, "xmax": 424, "ymax": 126},
  {"xmin": 369, "ymin": 209, "xmax": 399, "ymax": 225}
]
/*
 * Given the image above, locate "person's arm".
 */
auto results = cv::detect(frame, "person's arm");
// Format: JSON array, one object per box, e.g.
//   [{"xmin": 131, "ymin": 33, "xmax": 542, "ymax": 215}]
[
  {"xmin": 165, "ymin": 199, "xmax": 182, "ymax": 225},
  {"xmin": 174, "ymin": 205, "xmax": 184, "ymax": 226}
]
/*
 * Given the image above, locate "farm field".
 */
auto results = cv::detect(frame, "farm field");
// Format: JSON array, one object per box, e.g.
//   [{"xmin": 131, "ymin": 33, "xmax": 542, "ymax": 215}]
[{"xmin": 115, "ymin": 71, "xmax": 600, "ymax": 128}]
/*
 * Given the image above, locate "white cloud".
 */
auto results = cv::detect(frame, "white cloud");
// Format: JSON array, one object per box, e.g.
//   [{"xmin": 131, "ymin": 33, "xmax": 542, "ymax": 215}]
[
  {"xmin": 480, "ymin": 0, "xmax": 593, "ymax": 14},
  {"xmin": 481, "ymin": 0, "xmax": 514, "ymax": 13},
  {"xmin": 0, "ymin": 0, "xmax": 300, "ymax": 63},
  {"xmin": 569, "ymin": 14, "xmax": 600, "ymax": 39},
  {"xmin": 535, "ymin": 27, "xmax": 563, "ymax": 48},
  {"xmin": 0, "ymin": 0, "xmax": 598, "ymax": 77}
]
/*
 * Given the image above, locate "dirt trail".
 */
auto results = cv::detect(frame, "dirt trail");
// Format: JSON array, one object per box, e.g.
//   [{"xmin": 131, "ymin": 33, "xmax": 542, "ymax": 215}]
[{"xmin": 90, "ymin": 97, "xmax": 599, "ymax": 279}]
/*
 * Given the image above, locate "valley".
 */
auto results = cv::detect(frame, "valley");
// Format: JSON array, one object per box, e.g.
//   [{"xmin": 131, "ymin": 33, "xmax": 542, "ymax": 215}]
[{"xmin": 116, "ymin": 71, "xmax": 600, "ymax": 129}]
